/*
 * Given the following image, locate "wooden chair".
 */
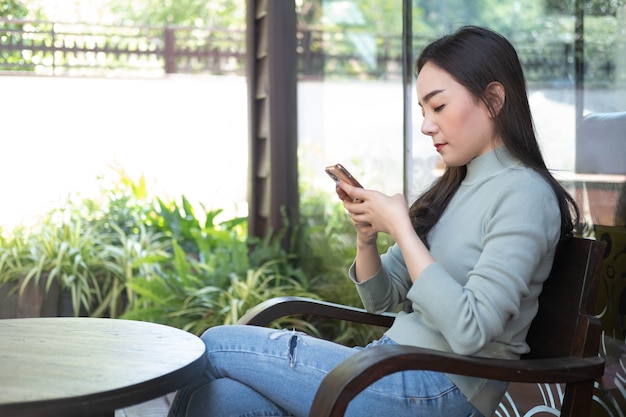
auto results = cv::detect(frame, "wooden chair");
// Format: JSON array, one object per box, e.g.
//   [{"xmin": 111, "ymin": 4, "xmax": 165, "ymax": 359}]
[{"xmin": 238, "ymin": 237, "xmax": 607, "ymax": 417}]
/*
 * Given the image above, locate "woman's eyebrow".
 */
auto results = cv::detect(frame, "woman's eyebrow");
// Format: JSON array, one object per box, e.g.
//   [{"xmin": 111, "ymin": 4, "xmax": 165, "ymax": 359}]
[{"xmin": 418, "ymin": 89, "xmax": 445, "ymax": 106}]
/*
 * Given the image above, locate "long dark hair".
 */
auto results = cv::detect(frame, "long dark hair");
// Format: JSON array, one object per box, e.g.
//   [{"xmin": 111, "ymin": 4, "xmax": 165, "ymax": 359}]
[{"xmin": 409, "ymin": 26, "xmax": 579, "ymax": 242}]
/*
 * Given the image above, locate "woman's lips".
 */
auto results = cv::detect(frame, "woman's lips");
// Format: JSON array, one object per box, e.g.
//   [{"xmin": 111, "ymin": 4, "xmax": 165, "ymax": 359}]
[{"xmin": 434, "ymin": 143, "xmax": 446, "ymax": 152}]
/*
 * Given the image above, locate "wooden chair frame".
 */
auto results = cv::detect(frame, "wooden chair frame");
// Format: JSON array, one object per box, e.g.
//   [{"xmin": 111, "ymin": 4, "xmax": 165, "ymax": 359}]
[{"xmin": 238, "ymin": 237, "xmax": 606, "ymax": 417}]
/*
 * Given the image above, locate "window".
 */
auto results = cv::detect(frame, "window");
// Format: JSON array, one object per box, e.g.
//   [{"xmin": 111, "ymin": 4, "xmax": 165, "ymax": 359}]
[{"xmin": 298, "ymin": 0, "xmax": 626, "ymax": 227}]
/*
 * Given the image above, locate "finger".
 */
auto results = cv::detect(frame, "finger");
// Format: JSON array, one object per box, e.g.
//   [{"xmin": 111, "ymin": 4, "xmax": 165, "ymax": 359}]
[
  {"xmin": 335, "ymin": 185, "xmax": 348, "ymax": 198},
  {"xmin": 338, "ymin": 180, "xmax": 362, "ymax": 200}
]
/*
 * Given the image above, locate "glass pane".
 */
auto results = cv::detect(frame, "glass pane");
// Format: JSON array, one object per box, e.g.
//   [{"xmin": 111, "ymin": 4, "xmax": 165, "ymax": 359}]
[
  {"xmin": 297, "ymin": 0, "xmax": 405, "ymax": 199},
  {"xmin": 409, "ymin": 0, "xmax": 626, "ymax": 228},
  {"xmin": 573, "ymin": 4, "xmax": 626, "ymax": 228}
]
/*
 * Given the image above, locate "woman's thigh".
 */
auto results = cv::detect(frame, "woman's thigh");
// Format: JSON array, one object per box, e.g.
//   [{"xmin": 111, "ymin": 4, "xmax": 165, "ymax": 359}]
[
  {"xmin": 202, "ymin": 324, "xmax": 355, "ymax": 413},
  {"xmin": 201, "ymin": 325, "xmax": 482, "ymax": 417}
]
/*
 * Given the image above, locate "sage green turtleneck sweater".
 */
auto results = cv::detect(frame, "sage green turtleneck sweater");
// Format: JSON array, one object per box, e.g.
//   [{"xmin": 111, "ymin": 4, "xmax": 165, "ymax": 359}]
[{"xmin": 351, "ymin": 146, "xmax": 561, "ymax": 416}]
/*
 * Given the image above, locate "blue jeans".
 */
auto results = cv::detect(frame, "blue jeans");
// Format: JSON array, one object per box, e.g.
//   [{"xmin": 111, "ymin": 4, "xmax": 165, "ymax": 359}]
[{"xmin": 168, "ymin": 325, "xmax": 483, "ymax": 417}]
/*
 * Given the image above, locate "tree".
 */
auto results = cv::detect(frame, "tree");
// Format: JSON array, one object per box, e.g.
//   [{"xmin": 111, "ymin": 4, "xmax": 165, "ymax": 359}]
[
  {"xmin": 109, "ymin": 0, "xmax": 245, "ymax": 28},
  {"xmin": 0, "ymin": 0, "xmax": 27, "ymax": 19},
  {"xmin": 545, "ymin": 0, "xmax": 626, "ymax": 16},
  {"xmin": 0, "ymin": 0, "xmax": 29, "ymax": 71}
]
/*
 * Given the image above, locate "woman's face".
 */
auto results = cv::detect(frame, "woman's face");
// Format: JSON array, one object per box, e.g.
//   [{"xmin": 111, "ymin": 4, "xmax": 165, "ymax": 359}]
[{"xmin": 416, "ymin": 62, "xmax": 501, "ymax": 167}]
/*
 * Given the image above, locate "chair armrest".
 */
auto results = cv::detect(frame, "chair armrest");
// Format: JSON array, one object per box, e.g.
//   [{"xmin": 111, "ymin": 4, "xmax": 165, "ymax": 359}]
[
  {"xmin": 309, "ymin": 344, "xmax": 606, "ymax": 417},
  {"xmin": 237, "ymin": 296, "xmax": 396, "ymax": 328}
]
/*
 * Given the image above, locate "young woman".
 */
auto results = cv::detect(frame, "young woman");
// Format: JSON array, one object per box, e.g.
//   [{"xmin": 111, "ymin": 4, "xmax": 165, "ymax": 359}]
[{"xmin": 168, "ymin": 26, "xmax": 579, "ymax": 417}]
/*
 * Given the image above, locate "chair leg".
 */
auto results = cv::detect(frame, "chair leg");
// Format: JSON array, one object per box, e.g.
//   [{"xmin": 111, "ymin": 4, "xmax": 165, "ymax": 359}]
[{"xmin": 560, "ymin": 381, "xmax": 594, "ymax": 417}]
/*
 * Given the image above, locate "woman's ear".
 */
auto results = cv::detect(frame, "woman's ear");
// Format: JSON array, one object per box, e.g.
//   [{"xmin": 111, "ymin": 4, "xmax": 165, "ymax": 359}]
[{"xmin": 485, "ymin": 82, "xmax": 505, "ymax": 117}]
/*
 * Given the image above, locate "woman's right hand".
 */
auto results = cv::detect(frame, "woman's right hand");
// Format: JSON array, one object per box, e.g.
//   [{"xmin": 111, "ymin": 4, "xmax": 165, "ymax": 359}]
[
  {"xmin": 334, "ymin": 181, "xmax": 378, "ymax": 244},
  {"xmin": 334, "ymin": 182, "xmax": 353, "ymax": 204}
]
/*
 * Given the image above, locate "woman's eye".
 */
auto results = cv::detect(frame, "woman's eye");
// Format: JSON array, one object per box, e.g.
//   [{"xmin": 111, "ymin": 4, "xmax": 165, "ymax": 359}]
[{"xmin": 434, "ymin": 104, "xmax": 445, "ymax": 112}]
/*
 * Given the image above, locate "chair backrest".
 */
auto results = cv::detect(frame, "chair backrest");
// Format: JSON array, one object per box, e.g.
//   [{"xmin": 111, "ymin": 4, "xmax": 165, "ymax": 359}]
[
  {"xmin": 522, "ymin": 236, "xmax": 605, "ymax": 360},
  {"xmin": 594, "ymin": 225, "xmax": 626, "ymax": 339}
]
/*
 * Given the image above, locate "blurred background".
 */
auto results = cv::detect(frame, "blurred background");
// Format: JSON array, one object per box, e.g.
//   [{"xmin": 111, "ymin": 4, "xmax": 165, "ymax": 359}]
[{"xmin": 2, "ymin": 0, "xmax": 624, "ymax": 229}]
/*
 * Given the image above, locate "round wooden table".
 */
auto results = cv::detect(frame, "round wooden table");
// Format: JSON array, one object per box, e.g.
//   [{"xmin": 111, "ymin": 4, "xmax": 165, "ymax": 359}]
[{"xmin": 0, "ymin": 317, "xmax": 207, "ymax": 417}]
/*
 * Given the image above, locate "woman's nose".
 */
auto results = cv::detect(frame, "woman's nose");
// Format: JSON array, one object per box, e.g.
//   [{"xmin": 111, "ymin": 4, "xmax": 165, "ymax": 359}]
[{"xmin": 421, "ymin": 117, "xmax": 437, "ymax": 136}]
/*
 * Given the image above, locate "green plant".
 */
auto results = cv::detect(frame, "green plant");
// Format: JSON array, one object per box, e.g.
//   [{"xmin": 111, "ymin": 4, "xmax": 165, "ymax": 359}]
[
  {"xmin": 0, "ymin": 166, "xmax": 395, "ymax": 346},
  {"xmin": 0, "ymin": 226, "xmax": 30, "ymax": 287},
  {"xmin": 119, "ymin": 179, "xmax": 397, "ymax": 344},
  {"xmin": 8, "ymin": 205, "xmax": 141, "ymax": 317},
  {"xmin": 123, "ymin": 237, "xmax": 320, "ymax": 335},
  {"xmin": 13, "ymin": 212, "xmax": 105, "ymax": 314},
  {"xmin": 122, "ymin": 240, "xmax": 221, "ymax": 333},
  {"xmin": 215, "ymin": 261, "xmax": 314, "ymax": 326},
  {"xmin": 148, "ymin": 195, "xmax": 248, "ymax": 265},
  {"xmin": 93, "ymin": 223, "xmax": 170, "ymax": 317},
  {"xmin": 0, "ymin": 169, "xmax": 169, "ymax": 318}
]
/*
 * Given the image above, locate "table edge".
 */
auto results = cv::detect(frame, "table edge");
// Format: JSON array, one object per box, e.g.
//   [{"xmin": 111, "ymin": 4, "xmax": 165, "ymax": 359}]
[{"xmin": 0, "ymin": 321, "xmax": 208, "ymax": 417}]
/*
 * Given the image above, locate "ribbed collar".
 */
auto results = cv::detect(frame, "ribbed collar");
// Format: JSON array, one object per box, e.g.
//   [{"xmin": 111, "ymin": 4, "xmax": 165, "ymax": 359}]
[{"xmin": 462, "ymin": 146, "xmax": 522, "ymax": 185}]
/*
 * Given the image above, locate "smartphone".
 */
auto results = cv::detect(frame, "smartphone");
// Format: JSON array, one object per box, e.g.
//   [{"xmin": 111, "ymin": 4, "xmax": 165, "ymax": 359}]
[{"xmin": 325, "ymin": 164, "xmax": 363, "ymax": 188}]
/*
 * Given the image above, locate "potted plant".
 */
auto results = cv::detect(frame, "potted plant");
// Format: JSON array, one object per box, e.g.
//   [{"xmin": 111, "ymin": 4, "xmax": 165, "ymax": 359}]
[
  {"xmin": 0, "ymin": 172, "xmax": 169, "ymax": 318},
  {"xmin": 0, "ymin": 225, "xmax": 57, "ymax": 318}
]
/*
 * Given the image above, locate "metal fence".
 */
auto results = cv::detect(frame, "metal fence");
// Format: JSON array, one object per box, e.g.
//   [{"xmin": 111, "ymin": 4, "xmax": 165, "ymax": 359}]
[
  {"xmin": 0, "ymin": 19, "xmax": 618, "ymax": 86},
  {"xmin": 0, "ymin": 20, "xmax": 246, "ymax": 76}
]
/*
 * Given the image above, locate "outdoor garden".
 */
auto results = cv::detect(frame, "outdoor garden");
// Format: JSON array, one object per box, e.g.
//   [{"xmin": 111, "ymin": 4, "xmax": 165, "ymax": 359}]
[
  {"xmin": 1, "ymin": 1, "xmax": 625, "ymax": 415},
  {"xmin": 1, "ymin": 0, "xmax": 624, "ymax": 342},
  {"xmin": 0, "ymin": 167, "xmax": 395, "ymax": 346}
]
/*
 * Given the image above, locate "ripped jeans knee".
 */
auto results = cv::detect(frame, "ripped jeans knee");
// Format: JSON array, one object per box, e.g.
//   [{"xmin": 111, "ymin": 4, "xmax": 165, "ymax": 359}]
[{"xmin": 269, "ymin": 328, "xmax": 306, "ymax": 368}]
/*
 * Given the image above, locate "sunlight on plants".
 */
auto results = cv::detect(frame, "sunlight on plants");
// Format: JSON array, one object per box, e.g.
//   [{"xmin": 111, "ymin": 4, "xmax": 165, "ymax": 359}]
[{"xmin": 0, "ymin": 167, "xmax": 394, "ymax": 346}]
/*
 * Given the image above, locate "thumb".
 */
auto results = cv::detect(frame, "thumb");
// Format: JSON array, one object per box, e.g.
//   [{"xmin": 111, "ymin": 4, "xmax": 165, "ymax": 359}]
[{"xmin": 339, "ymin": 180, "xmax": 364, "ymax": 202}]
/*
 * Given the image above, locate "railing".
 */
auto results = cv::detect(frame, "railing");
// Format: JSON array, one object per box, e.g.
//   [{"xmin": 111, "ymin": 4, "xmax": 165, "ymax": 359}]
[
  {"xmin": 0, "ymin": 20, "xmax": 246, "ymax": 76},
  {"xmin": 0, "ymin": 19, "xmax": 618, "ymax": 86}
]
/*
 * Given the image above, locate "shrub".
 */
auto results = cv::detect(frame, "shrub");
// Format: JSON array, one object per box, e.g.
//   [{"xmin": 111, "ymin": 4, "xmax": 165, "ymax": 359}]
[{"xmin": 0, "ymin": 168, "xmax": 394, "ymax": 346}]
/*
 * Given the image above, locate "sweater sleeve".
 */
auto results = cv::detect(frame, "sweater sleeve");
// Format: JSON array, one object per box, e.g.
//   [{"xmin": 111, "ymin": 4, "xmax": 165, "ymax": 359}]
[{"xmin": 349, "ymin": 244, "xmax": 412, "ymax": 314}]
